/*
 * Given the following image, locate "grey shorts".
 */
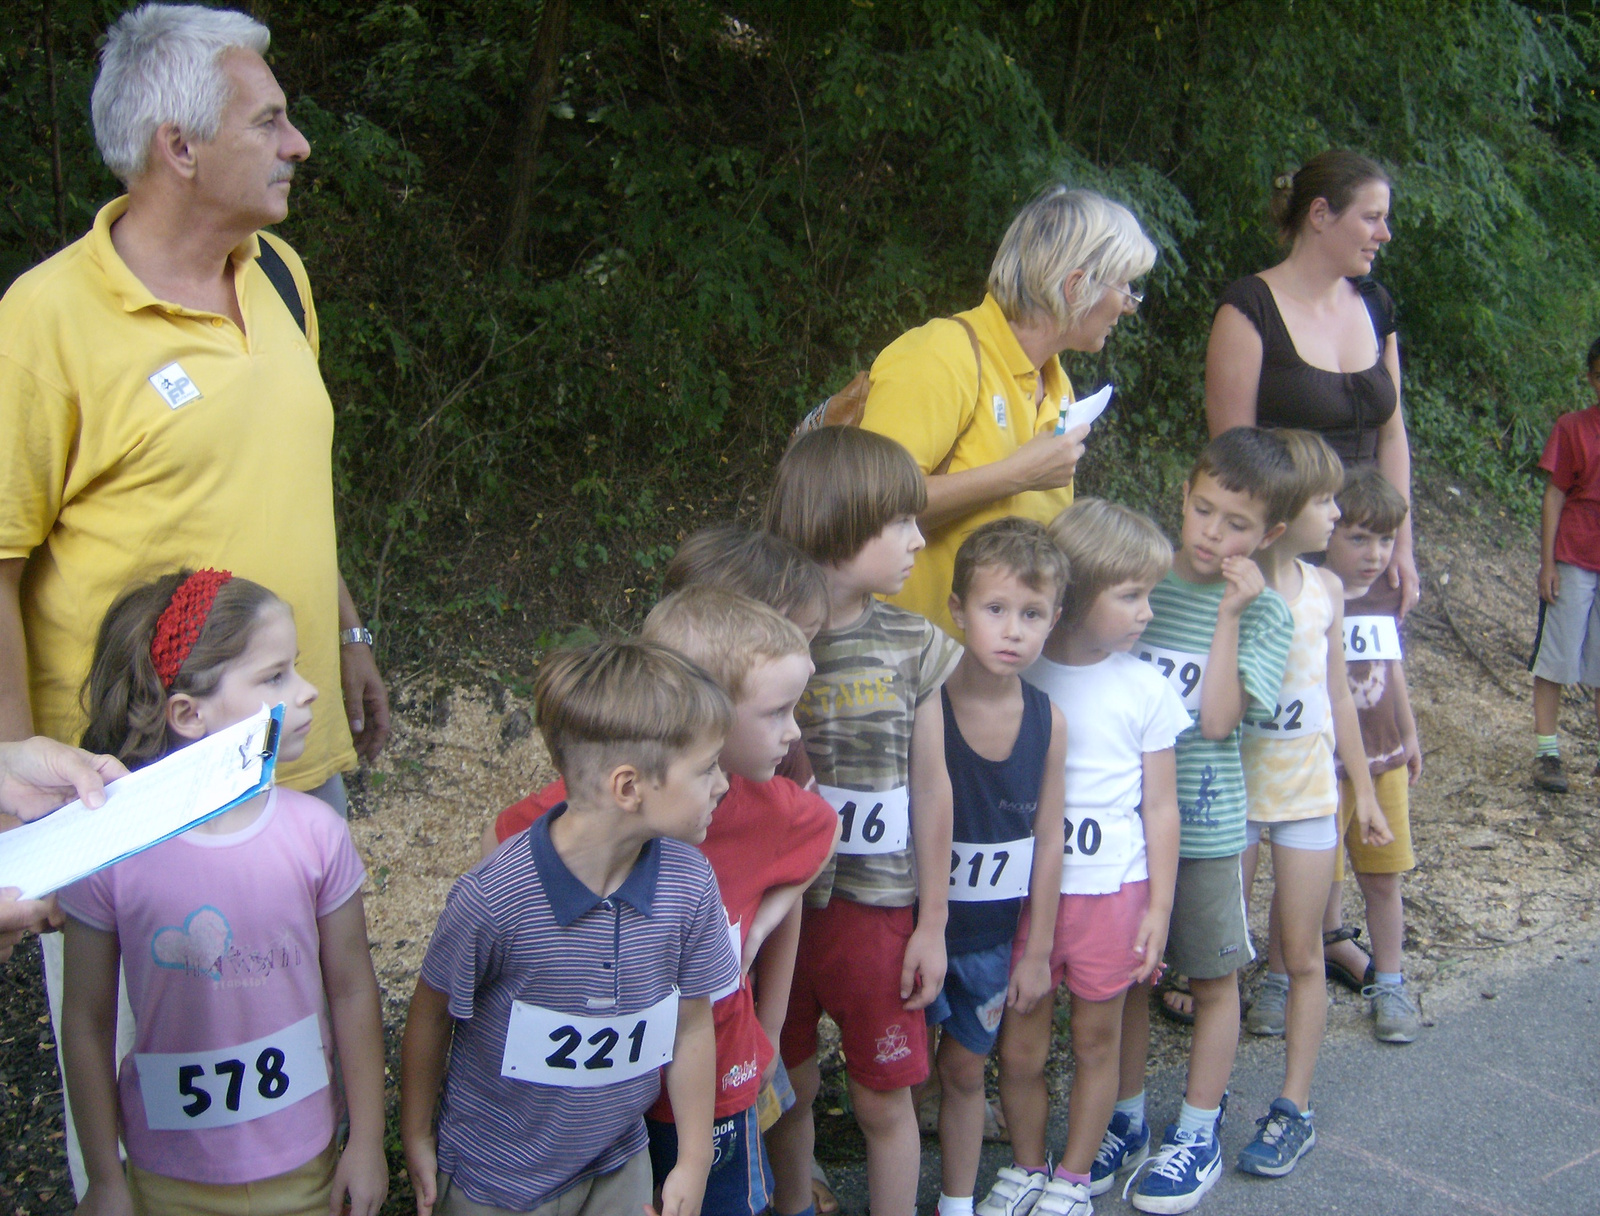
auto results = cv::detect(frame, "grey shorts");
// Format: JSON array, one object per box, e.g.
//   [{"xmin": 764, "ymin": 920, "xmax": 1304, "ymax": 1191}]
[
  {"xmin": 1529, "ymin": 562, "xmax": 1600, "ymax": 686},
  {"xmin": 1166, "ymin": 854, "xmax": 1254, "ymax": 979},
  {"xmin": 436, "ymin": 1150, "xmax": 651, "ymax": 1216}
]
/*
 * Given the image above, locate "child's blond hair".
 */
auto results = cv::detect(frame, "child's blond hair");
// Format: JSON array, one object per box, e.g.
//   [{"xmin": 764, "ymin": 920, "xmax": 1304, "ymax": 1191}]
[
  {"xmin": 1334, "ymin": 465, "xmax": 1409, "ymax": 535},
  {"xmin": 534, "ymin": 640, "xmax": 732, "ymax": 797},
  {"xmin": 643, "ymin": 586, "xmax": 809, "ymax": 701},
  {"xmin": 951, "ymin": 517, "xmax": 1070, "ymax": 607},
  {"xmin": 661, "ymin": 523, "xmax": 828, "ymax": 627},
  {"xmin": 1271, "ymin": 428, "xmax": 1345, "ymax": 518},
  {"xmin": 764, "ymin": 427, "xmax": 926, "ymax": 564},
  {"xmin": 1047, "ymin": 498, "xmax": 1173, "ymax": 629}
]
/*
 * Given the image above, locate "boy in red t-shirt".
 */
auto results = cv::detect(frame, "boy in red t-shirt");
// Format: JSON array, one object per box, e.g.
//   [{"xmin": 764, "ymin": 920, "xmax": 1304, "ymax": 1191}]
[
  {"xmin": 1530, "ymin": 337, "xmax": 1600, "ymax": 793},
  {"xmin": 487, "ymin": 587, "xmax": 839, "ymax": 1216}
]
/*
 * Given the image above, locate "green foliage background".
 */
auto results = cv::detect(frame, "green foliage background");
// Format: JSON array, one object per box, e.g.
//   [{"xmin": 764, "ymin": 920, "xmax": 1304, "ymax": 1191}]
[{"xmin": 6, "ymin": 0, "xmax": 1600, "ymax": 647}]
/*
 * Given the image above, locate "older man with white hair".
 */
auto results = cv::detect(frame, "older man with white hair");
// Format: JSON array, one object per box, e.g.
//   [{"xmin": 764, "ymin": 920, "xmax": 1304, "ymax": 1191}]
[
  {"xmin": 0, "ymin": 4, "xmax": 388, "ymax": 1196},
  {"xmin": 0, "ymin": 2, "xmax": 387, "ymax": 801}
]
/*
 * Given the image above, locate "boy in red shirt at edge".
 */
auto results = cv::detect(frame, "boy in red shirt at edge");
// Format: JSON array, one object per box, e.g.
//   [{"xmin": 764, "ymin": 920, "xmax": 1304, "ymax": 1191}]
[
  {"xmin": 486, "ymin": 586, "xmax": 840, "ymax": 1215},
  {"xmin": 1531, "ymin": 336, "xmax": 1600, "ymax": 792}
]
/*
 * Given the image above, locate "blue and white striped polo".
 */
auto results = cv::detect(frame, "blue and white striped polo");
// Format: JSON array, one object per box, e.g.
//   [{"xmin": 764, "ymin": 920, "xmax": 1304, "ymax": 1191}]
[{"xmin": 420, "ymin": 805, "xmax": 740, "ymax": 1210}]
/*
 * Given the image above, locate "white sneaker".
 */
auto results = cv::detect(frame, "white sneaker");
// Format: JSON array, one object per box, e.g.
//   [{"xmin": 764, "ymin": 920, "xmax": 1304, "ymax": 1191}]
[
  {"xmin": 1033, "ymin": 1175, "xmax": 1094, "ymax": 1216},
  {"xmin": 976, "ymin": 1164, "xmax": 1049, "ymax": 1216}
]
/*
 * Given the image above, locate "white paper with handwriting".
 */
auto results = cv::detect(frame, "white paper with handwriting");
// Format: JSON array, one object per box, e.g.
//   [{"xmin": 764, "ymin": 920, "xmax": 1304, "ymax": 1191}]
[{"xmin": 0, "ymin": 706, "xmax": 281, "ymax": 899}]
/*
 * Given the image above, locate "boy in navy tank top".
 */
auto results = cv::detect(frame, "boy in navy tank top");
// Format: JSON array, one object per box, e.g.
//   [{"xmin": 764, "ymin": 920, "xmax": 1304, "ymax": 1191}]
[{"xmin": 927, "ymin": 519, "xmax": 1069, "ymax": 1216}]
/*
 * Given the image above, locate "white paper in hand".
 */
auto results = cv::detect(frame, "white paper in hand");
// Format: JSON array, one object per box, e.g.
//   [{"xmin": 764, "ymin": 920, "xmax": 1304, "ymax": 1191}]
[
  {"xmin": 1055, "ymin": 383, "xmax": 1114, "ymax": 435},
  {"xmin": 0, "ymin": 706, "xmax": 282, "ymax": 900}
]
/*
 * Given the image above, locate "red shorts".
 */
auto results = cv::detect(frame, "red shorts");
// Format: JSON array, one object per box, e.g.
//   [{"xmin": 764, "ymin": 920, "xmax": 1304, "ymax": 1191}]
[
  {"xmin": 1011, "ymin": 881, "xmax": 1150, "ymax": 1003},
  {"xmin": 780, "ymin": 900, "xmax": 929, "ymax": 1092}
]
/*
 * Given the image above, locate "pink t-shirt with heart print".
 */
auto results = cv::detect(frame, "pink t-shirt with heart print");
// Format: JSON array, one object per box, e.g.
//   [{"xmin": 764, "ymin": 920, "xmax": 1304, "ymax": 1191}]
[{"xmin": 59, "ymin": 787, "xmax": 365, "ymax": 1184}]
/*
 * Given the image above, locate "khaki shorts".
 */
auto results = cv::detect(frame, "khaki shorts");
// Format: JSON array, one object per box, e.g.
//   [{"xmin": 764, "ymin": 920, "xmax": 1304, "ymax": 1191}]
[
  {"xmin": 1336, "ymin": 766, "xmax": 1416, "ymax": 880},
  {"xmin": 128, "ymin": 1138, "xmax": 336, "ymax": 1216},
  {"xmin": 1166, "ymin": 855, "xmax": 1254, "ymax": 979},
  {"xmin": 437, "ymin": 1149, "xmax": 651, "ymax": 1216}
]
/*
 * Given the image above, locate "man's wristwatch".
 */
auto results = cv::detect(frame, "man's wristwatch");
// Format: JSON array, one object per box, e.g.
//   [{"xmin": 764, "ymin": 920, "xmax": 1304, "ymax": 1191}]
[{"xmin": 340, "ymin": 626, "xmax": 374, "ymax": 647}]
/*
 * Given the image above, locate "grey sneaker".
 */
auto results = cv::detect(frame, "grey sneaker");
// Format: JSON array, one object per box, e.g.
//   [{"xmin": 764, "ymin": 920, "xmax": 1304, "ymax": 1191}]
[
  {"xmin": 977, "ymin": 1164, "xmax": 1049, "ymax": 1216},
  {"xmin": 1363, "ymin": 980, "xmax": 1421, "ymax": 1043},
  {"xmin": 1244, "ymin": 974, "xmax": 1288, "ymax": 1037},
  {"xmin": 1535, "ymin": 754, "xmax": 1569, "ymax": 792}
]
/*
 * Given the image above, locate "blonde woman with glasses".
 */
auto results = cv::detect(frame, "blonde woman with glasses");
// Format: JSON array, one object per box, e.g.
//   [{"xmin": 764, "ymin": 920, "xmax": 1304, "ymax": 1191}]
[{"xmin": 860, "ymin": 185, "xmax": 1158, "ymax": 640}]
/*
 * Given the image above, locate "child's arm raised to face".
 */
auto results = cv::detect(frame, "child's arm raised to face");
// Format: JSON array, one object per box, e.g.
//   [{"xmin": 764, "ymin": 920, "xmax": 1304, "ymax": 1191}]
[
  {"xmin": 61, "ymin": 918, "xmax": 134, "ymax": 1216},
  {"xmin": 657, "ymin": 995, "xmax": 717, "ymax": 1216},
  {"xmin": 319, "ymin": 893, "xmax": 390, "ymax": 1216},
  {"xmin": 400, "ymin": 979, "xmax": 455, "ymax": 1216},
  {"xmin": 1199, "ymin": 555, "xmax": 1265, "ymax": 740},
  {"xmin": 903, "ymin": 692, "xmax": 953, "ymax": 1010},
  {"xmin": 1323, "ymin": 571, "xmax": 1393, "ymax": 847},
  {"xmin": 1133, "ymin": 748, "xmax": 1179, "ymax": 983},
  {"xmin": 1010, "ymin": 704, "xmax": 1066, "ymax": 1014}
]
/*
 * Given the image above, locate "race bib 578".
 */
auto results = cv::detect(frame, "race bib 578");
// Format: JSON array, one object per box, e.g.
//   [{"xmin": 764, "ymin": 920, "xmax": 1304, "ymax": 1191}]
[{"xmin": 137, "ymin": 1013, "xmax": 328, "ymax": 1131}]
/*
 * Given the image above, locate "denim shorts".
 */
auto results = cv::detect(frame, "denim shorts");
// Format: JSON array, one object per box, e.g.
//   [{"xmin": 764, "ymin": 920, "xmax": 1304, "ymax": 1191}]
[{"xmin": 925, "ymin": 940, "xmax": 1013, "ymax": 1055}]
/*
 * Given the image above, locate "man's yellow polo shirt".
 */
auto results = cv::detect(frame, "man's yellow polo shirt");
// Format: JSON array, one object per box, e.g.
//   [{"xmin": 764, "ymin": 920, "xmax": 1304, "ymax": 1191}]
[
  {"xmin": 0, "ymin": 197, "xmax": 355, "ymax": 789},
  {"xmin": 860, "ymin": 293, "xmax": 1075, "ymax": 638}
]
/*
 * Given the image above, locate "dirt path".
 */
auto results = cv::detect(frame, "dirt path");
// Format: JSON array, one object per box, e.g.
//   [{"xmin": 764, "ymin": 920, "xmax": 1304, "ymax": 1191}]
[{"xmin": 4, "ymin": 472, "xmax": 1592, "ymax": 1214}]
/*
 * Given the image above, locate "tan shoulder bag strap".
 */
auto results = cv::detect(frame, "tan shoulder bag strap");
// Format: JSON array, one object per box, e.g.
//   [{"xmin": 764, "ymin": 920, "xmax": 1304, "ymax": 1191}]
[{"xmin": 933, "ymin": 316, "xmax": 983, "ymax": 476}]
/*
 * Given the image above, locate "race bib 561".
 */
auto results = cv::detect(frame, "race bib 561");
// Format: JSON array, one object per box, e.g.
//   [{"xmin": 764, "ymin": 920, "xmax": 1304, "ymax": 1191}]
[{"xmin": 1343, "ymin": 615, "xmax": 1402, "ymax": 662}]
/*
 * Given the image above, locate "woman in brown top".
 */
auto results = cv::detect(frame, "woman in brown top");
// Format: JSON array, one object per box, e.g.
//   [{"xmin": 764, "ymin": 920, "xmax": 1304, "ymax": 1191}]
[{"xmin": 1205, "ymin": 151, "xmax": 1419, "ymax": 616}]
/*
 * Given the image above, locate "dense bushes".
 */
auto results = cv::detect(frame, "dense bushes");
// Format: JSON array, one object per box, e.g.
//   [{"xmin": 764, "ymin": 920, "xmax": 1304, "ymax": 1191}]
[{"xmin": 6, "ymin": 0, "xmax": 1599, "ymax": 628}]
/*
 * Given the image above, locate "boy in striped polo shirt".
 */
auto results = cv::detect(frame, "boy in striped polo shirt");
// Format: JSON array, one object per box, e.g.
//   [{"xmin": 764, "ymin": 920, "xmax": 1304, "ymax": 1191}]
[
  {"xmin": 1126, "ymin": 428, "xmax": 1296, "ymax": 1215},
  {"xmin": 401, "ymin": 642, "xmax": 742, "ymax": 1216}
]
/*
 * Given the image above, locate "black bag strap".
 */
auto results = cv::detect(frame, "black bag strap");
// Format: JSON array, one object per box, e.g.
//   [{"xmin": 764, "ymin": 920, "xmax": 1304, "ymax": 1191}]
[{"xmin": 255, "ymin": 235, "xmax": 306, "ymax": 336}]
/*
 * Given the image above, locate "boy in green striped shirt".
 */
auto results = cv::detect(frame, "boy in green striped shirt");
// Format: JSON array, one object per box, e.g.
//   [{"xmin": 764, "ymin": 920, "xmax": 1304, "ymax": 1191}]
[{"xmin": 1126, "ymin": 428, "xmax": 1296, "ymax": 1215}]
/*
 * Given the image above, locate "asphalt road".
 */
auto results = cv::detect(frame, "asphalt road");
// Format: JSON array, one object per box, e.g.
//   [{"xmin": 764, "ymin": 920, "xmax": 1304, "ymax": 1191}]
[{"xmin": 823, "ymin": 945, "xmax": 1600, "ymax": 1215}]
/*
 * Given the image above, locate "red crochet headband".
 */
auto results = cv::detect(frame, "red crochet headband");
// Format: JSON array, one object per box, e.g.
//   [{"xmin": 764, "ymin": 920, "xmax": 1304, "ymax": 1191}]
[{"xmin": 150, "ymin": 569, "xmax": 234, "ymax": 690}]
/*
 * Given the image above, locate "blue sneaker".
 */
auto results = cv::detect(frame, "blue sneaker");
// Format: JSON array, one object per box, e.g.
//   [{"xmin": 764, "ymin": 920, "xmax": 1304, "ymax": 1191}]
[
  {"xmin": 1089, "ymin": 1110, "xmax": 1150, "ymax": 1196},
  {"xmin": 1235, "ymin": 1097, "xmax": 1316, "ymax": 1177},
  {"xmin": 1124, "ymin": 1124, "xmax": 1222, "ymax": 1214}
]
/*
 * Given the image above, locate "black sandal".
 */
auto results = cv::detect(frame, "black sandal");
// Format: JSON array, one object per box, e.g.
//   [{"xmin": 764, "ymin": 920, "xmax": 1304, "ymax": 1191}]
[
  {"xmin": 1323, "ymin": 926, "xmax": 1375, "ymax": 993},
  {"xmin": 1157, "ymin": 974, "xmax": 1196, "ymax": 1026}
]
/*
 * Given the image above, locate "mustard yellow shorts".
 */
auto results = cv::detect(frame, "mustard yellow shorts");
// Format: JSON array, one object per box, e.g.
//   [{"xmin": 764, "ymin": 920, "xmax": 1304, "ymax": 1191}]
[
  {"xmin": 1335, "ymin": 766, "xmax": 1415, "ymax": 880},
  {"xmin": 128, "ymin": 1138, "xmax": 337, "ymax": 1216}
]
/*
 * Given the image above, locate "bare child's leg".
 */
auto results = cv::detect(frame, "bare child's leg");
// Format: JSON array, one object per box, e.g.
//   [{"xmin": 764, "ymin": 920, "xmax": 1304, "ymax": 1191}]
[
  {"xmin": 1185, "ymin": 974, "xmax": 1239, "ymax": 1110},
  {"xmin": 768, "ymin": 1055, "xmax": 820, "ymax": 1215},
  {"xmin": 1118, "ymin": 982, "xmax": 1151, "ymax": 1102},
  {"xmin": 1356, "ymin": 870, "xmax": 1403, "ymax": 976},
  {"xmin": 996, "ymin": 994, "xmax": 1054, "ymax": 1171},
  {"xmin": 1273, "ymin": 841, "xmax": 1337, "ymax": 1109},
  {"xmin": 1534, "ymin": 674, "xmax": 1563, "ymax": 737},
  {"xmin": 1241, "ymin": 841, "xmax": 1260, "ymax": 917},
  {"xmin": 1058, "ymin": 993, "xmax": 1126, "ymax": 1174},
  {"xmin": 936, "ymin": 1036, "xmax": 988, "ymax": 1198},
  {"xmin": 850, "ymin": 1079, "xmax": 920, "ymax": 1216}
]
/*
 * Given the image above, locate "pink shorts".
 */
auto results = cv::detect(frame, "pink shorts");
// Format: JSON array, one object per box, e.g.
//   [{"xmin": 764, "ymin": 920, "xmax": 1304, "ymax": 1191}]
[{"xmin": 1011, "ymin": 881, "xmax": 1151, "ymax": 1003}]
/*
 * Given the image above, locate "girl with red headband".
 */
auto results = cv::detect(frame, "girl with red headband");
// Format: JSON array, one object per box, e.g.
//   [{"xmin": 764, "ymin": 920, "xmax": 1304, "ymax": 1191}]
[{"xmin": 55, "ymin": 570, "xmax": 388, "ymax": 1216}]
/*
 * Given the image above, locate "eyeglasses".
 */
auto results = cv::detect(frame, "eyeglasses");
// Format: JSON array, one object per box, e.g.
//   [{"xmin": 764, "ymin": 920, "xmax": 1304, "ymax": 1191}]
[{"xmin": 1095, "ymin": 280, "xmax": 1145, "ymax": 310}]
